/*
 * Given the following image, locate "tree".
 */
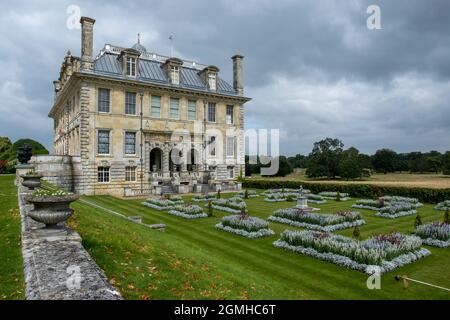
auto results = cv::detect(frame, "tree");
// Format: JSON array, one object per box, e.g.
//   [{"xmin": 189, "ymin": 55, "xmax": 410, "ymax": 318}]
[
  {"xmin": 352, "ymin": 226, "xmax": 361, "ymax": 239},
  {"xmin": 306, "ymin": 138, "xmax": 344, "ymax": 179},
  {"xmin": 339, "ymin": 147, "xmax": 363, "ymax": 180},
  {"xmin": 262, "ymin": 156, "xmax": 293, "ymax": 177},
  {"xmin": 372, "ymin": 148, "xmax": 397, "ymax": 174},
  {"xmin": 442, "ymin": 152, "xmax": 450, "ymax": 175}
]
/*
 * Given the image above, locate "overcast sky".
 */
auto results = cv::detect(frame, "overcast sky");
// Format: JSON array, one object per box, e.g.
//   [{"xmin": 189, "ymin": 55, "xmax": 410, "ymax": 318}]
[{"xmin": 1, "ymin": 0, "xmax": 450, "ymax": 156}]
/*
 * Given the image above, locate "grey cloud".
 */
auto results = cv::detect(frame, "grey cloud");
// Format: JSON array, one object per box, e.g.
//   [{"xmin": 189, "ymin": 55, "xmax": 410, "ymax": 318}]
[{"xmin": 0, "ymin": 0, "xmax": 449, "ymax": 155}]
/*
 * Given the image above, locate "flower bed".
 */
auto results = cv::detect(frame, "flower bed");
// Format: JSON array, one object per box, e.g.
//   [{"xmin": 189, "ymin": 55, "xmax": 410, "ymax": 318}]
[
  {"xmin": 273, "ymin": 230, "xmax": 431, "ymax": 274},
  {"xmin": 210, "ymin": 198, "xmax": 247, "ymax": 214},
  {"xmin": 216, "ymin": 215, "xmax": 275, "ymax": 238},
  {"xmin": 264, "ymin": 193, "xmax": 289, "ymax": 202},
  {"xmin": 374, "ymin": 203, "xmax": 417, "ymax": 218},
  {"xmin": 167, "ymin": 195, "xmax": 184, "ymax": 205},
  {"xmin": 268, "ymin": 208, "xmax": 365, "ymax": 231},
  {"xmin": 318, "ymin": 191, "xmax": 350, "ymax": 201},
  {"xmin": 142, "ymin": 198, "xmax": 175, "ymax": 211},
  {"xmin": 435, "ymin": 200, "xmax": 450, "ymax": 211},
  {"xmin": 352, "ymin": 197, "xmax": 420, "ymax": 218},
  {"xmin": 352, "ymin": 199, "xmax": 383, "ymax": 211},
  {"xmin": 263, "ymin": 188, "xmax": 310, "ymax": 195},
  {"xmin": 192, "ymin": 194, "xmax": 217, "ymax": 202},
  {"xmin": 380, "ymin": 196, "xmax": 422, "ymax": 207},
  {"xmin": 236, "ymin": 190, "xmax": 258, "ymax": 198},
  {"xmin": 168, "ymin": 204, "xmax": 208, "ymax": 219},
  {"xmin": 305, "ymin": 194, "xmax": 327, "ymax": 204},
  {"xmin": 415, "ymin": 222, "xmax": 450, "ymax": 248}
]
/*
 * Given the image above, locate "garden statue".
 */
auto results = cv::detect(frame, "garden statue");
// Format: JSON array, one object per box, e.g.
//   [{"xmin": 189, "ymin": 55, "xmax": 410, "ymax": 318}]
[{"xmin": 17, "ymin": 144, "xmax": 32, "ymax": 164}]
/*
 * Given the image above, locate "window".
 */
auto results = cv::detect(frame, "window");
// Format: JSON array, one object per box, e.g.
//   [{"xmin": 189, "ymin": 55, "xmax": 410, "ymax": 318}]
[
  {"xmin": 170, "ymin": 98, "xmax": 179, "ymax": 119},
  {"xmin": 208, "ymin": 136, "xmax": 216, "ymax": 156},
  {"xmin": 227, "ymin": 166, "xmax": 234, "ymax": 179},
  {"xmin": 226, "ymin": 105, "xmax": 234, "ymax": 124},
  {"xmin": 170, "ymin": 65, "xmax": 179, "ymax": 85},
  {"xmin": 226, "ymin": 136, "xmax": 235, "ymax": 157},
  {"xmin": 98, "ymin": 167, "xmax": 110, "ymax": 183},
  {"xmin": 151, "ymin": 96, "xmax": 161, "ymax": 117},
  {"xmin": 125, "ymin": 92, "xmax": 136, "ymax": 115},
  {"xmin": 125, "ymin": 166, "xmax": 136, "ymax": 182},
  {"xmin": 98, "ymin": 130, "xmax": 110, "ymax": 154},
  {"xmin": 208, "ymin": 73, "xmax": 217, "ymax": 91},
  {"xmin": 124, "ymin": 132, "xmax": 136, "ymax": 155},
  {"xmin": 126, "ymin": 57, "xmax": 136, "ymax": 76},
  {"xmin": 188, "ymin": 100, "xmax": 196, "ymax": 120},
  {"xmin": 98, "ymin": 88, "xmax": 110, "ymax": 113},
  {"xmin": 207, "ymin": 102, "xmax": 216, "ymax": 122}
]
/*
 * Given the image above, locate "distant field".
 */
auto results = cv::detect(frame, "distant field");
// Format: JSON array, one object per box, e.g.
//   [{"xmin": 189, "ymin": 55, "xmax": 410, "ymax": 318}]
[{"xmin": 251, "ymin": 172, "xmax": 450, "ymax": 189}]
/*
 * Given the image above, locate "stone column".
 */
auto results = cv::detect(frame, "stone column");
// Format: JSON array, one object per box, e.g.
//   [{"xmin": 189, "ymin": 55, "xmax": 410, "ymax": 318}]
[
  {"xmin": 80, "ymin": 17, "xmax": 95, "ymax": 71},
  {"xmin": 232, "ymin": 54, "xmax": 244, "ymax": 96},
  {"xmin": 162, "ymin": 146, "xmax": 170, "ymax": 178}
]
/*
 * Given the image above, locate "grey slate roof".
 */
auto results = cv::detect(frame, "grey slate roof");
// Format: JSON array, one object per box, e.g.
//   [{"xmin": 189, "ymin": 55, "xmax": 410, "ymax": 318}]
[{"xmin": 93, "ymin": 52, "xmax": 237, "ymax": 95}]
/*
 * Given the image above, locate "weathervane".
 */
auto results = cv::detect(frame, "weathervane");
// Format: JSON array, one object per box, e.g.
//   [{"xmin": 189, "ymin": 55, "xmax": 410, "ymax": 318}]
[{"xmin": 169, "ymin": 34, "xmax": 174, "ymax": 57}]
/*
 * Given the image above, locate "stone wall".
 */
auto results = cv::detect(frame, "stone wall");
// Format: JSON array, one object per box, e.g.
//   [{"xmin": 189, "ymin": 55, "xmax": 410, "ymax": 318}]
[
  {"xmin": 31, "ymin": 155, "xmax": 82, "ymax": 192},
  {"xmin": 17, "ymin": 184, "xmax": 122, "ymax": 300}
]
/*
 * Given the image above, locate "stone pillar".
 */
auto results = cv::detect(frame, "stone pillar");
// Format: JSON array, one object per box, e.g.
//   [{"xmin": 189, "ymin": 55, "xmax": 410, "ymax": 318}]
[
  {"xmin": 232, "ymin": 54, "xmax": 244, "ymax": 96},
  {"xmin": 80, "ymin": 17, "xmax": 95, "ymax": 71},
  {"xmin": 162, "ymin": 147, "xmax": 170, "ymax": 178}
]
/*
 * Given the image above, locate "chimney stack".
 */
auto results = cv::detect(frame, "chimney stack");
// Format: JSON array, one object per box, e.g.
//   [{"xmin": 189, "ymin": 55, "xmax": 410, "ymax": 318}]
[
  {"xmin": 231, "ymin": 54, "xmax": 244, "ymax": 96},
  {"xmin": 80, "ymin": 16, "xmax": 96, "ymax": 71}
]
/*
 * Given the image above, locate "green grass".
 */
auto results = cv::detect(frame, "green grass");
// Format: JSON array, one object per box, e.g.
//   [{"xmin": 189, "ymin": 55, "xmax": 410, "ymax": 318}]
[
  {"xmin": 0, "ymin": 175, "xmax": 24, "ymax": 300},
  {"xmin": 69, "ymin": 191, "xmax": 450, "ymax": 300}
]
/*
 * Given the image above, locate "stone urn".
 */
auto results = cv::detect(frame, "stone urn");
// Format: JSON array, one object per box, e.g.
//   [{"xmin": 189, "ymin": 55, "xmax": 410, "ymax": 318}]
[
  {"xmin": 20, "ymin": 174, "xmax": 43, "ymax": 190},
  {"xmin": 24, "ymin": 194, "xmax": 79, "ymax": 227}
]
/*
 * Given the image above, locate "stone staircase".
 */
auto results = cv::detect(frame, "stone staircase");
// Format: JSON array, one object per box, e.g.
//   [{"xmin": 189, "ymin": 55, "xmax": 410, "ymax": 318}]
[{"xmin": 161, "ymin": 184, "xmax": 177, "ymax": 195}]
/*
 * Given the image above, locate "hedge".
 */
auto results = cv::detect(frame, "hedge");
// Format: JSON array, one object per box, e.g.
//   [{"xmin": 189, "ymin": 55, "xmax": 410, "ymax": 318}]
[{"xmin": 242, "ymin": 179, "xmax": 450, "ymax": 204}]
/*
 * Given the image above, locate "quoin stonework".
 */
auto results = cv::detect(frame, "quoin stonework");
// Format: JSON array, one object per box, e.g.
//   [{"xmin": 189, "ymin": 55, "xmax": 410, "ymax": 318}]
[{"xmin": 38, "ymin": 16, "xmax": 251, "ymax": 196}]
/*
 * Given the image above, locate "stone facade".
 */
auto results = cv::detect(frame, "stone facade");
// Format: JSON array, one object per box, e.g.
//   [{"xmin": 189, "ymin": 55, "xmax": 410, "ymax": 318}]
[{"xmin": 47, "ymin": 17, "xmax": 250, "ymax": 196}]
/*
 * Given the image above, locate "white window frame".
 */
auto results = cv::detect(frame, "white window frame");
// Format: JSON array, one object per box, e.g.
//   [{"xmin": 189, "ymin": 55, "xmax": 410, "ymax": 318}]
[
  {"xmin": 124, "ymin": 131, "xmax": 136, "ymax": 155},
  {"xmin": 188, "ymin": 100, "xmax": 196, "ymax": 121},
  {"xmin": 208, "ymin": 72, "xmax": 217, "ymax": 91},
  {"xmin": 170, "ymin": 98, "xmax": 180, "ymax": 119},
  {"xmin": 97, "ymin": 130, "xmax": 110, "ymax": 155},
  {"xmin": 226, "ymin": 105, "xmax": 234, "ymax": 125},
  {"xmin": 151, "ymin": 95, "xmax": 161, "ymax": 118},
  {"xmin": 98, "ymin": 166, "xmax": 110, "ymax": 183},
  {"xmin": 207, "ymin": 102, "xmax": 216, "ymax": 122},
  {"xmin": 208, "ymin": 136, "xmax": 216, "ymax": 156},
  {"xmin": 125, "ymin": 166, "xmax": 136, "ymax": 182},
  {"xmin": 98, "ymin": 88, "xmax": 110, "ymax": 113},
  {"xmin": 227, "ymin": 166, "xmax": 234, "ymax": 179},
  {"xmin": 125, "ymin": 91, "xmax": 137, "ymax": 115},
  {"xmin": 126, "ymin": 57, "xmax": 137, "ymax": 77},
  {"xmin": 226, "ymin": 136, "xmax": 235, "ymax": 157},
  {"xmin": 170, "ymin": 65, "xmax": 180, "ymax": 85}
]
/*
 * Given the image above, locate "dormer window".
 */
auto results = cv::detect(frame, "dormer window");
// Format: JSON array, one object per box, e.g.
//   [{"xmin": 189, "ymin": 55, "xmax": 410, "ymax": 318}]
[
  {"xmin": 199, "ymin": 66, "xmax": 219, "ymax": 91},
  {"xmin": 126, "ymin": 57, "xmax": 136, "ymax": 77},
  {"xmin": 208, "ymin": 72, "xmax": 217, "ymax": 91},
  {"xmin": 119, "ymin": 48, "xmax": 140, "ymax": 78},
  {"xmin": 162, "ymin": 58, "xmax": 183, "ymax": 86},
  {"xmin": 170, "ymin": 65, "xmax": 180, "ymax": 85}
]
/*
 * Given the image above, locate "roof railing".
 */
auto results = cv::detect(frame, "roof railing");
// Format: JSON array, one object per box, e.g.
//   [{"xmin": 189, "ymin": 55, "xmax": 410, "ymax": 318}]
[{"xmin": 95, "ymin": 44, "xmax": 209, "ymax": 70}]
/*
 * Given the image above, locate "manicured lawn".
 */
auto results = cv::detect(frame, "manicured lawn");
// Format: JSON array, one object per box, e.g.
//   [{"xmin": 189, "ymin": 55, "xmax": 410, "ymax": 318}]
[
  {"xmin": 70, "ymin": 191, "xmax": 450, "ymax": 300},
  {"xmin": 251, "ymin": 171, "xmax": 450, "ymax": 189},
  {"xmin": 0, "ymin": 175, "xmax": 24, "ymax": 300}
]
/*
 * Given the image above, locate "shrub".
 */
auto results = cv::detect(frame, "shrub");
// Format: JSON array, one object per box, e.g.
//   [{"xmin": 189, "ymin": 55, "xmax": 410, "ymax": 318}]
[
  {"xmin": 352, "ymin": 226, "xmax": 361, "ymax": 240},
  {"xmin": 242, "ymin": 179, "xmax": 450, "ymax": 203},
  {"xmin": 445, "ymin": 210, "xmax": 449, "ymax": 224},
  {"xmin": 207, "ymin": 201, "xmax": 213, "ymax": 217},
  {"xmin": 414, "ymin": 214, "xmax": 423, "ymax": 228}
]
